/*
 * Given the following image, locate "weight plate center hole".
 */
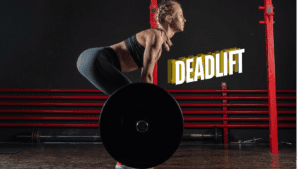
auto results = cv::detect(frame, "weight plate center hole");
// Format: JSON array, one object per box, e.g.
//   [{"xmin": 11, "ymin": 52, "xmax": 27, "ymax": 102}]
[{"xmin": 136, "ymin": 120, "xmax": 149, "ymax": 133}]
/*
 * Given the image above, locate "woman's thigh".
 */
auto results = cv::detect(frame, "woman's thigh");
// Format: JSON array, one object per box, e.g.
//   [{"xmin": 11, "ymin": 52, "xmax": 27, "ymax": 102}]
[{"xmin": 77, "ymin": 47, "xmax": 132, "ymax": 96}]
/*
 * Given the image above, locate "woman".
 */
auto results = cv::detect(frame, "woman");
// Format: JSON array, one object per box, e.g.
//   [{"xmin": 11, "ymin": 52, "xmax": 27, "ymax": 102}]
[
  {"xmin": 78, "ymin": 0, "xmax": 186, "ymax": 168},
  {"xmin": 77, "ymin": 0, "xmax": 186, "ymax": 97}
]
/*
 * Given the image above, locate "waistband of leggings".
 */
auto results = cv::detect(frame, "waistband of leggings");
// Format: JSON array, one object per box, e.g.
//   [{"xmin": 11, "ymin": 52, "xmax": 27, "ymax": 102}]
[{"xmin": 102, "ymin": 46, "xmax": 121, "ymax": 71}]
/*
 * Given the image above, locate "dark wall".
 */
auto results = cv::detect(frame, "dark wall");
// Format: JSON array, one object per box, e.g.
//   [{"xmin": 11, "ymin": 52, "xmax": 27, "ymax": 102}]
[
  {"xmin": 0, "ymin": 0, "xmax": 296, "ymax": 143},
  {"xmin": 0, "ymin": 0, "xmax": 296, "ymax": 89},
  {"xmin": 0, "ymin": 0, "xmax": 150, "ymax": 88}
]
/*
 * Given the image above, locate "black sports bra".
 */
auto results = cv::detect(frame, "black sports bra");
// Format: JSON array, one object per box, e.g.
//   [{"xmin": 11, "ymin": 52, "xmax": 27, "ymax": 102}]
[
  {"xmin": 124, "ymin": 29, "xmax": 167, "ymax": 68},
  {"xmin": 124, "ymin": 34, "xmax": 145, "ymax": 68}
]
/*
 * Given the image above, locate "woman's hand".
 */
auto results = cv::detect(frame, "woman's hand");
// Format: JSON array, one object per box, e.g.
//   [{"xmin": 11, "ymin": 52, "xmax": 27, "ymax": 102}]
[
  {"xmin": 163, "ymin": 38, "xmax": 173, "ymax": 52},
  {"xmin": 163, "ymin": 42, "xmax": 170, "ymax": 52}
]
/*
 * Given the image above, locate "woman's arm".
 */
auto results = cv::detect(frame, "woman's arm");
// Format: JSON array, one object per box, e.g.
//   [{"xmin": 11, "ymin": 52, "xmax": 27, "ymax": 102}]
[
  {"xmin": 141, "ymin": 32, "xmax": 163, "ymax": 84},
  {"xmin": 141, "ymin": 68, "xmax": 153, "ymax": 83}
]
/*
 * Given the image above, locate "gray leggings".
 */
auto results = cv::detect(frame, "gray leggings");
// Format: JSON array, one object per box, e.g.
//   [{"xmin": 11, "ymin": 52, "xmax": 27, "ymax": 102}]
[{"xmin": 76, "ymin": 47, "xmax": 132, "ymax": 96}]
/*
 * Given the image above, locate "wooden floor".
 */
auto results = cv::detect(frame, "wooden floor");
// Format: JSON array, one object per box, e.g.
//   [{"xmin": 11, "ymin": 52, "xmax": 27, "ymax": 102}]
[{"xmin": 0, "ymin": 142, "xmax": 296, "ymax": 169}]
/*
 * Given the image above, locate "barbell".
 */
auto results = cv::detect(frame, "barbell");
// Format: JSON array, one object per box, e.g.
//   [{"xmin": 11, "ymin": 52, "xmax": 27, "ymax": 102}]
[
  {"xmin": 183, "ymin": 126, "xmax": 222, "ymax": 144},
  {"xmin": 16, "ymin": 126, "xmax": 222, "ymax": 144},
  {"xmin": 15, "ymin": 83, "xmax": 222, "ymax": 168}
]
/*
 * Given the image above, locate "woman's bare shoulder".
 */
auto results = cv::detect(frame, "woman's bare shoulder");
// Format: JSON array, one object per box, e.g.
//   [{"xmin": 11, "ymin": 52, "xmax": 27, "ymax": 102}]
[
  {"xmin": 135, "ymin": 28, "xmax": 163, "ymax": 47},
  {"xmin": 138, "ymin": 28, "xmax": 163, "ymax": 39}
]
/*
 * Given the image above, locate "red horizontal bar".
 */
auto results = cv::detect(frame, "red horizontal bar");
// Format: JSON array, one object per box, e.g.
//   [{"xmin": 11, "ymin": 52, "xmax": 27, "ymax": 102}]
[
  {"xmin": 0, "ymin": 116, "xmax": 295, "ymax": 121},
  {"xmin": 0, "ymin": 109, "xmax": 295, "ymax": 115},
  {"xmin": 0, "ymin": 89, "xmax": 103, "ymax": 93},
  {"xmin": 167, "ymin": 89, "xmax": 296, "ymax": 93},
  {"xmin": 179, "ymin": 103, "xmax": 295, "ymax": 107},
  {"xmin": 0, "ymin": 123, "xmax": 295, "ymax": 128},
  {"xmin": 0, "ymin": 102, "xmax": 104, "ymax": 106},
  {"xmin": 0, "ymin": 123, "xmax": 98, "ymax": 127},
  {"xmin": 0, "ymin": 116, "xmax": 98, "ymax": 120},
  {"xmin": 0, "ymin": 95, "xmax": 295, "ymax": 100},
  {"xmin": 0, "ymin": 95, "xmax": 109, "ymax": 100},
  {"xmin": 184, "ymin": 124, "xmax": 296, "ymax": 128},
  {"xmin": 184, "ymin": 117, "xmax": 296, "ymax": 121},
  {"xmin": 182, "ymin": 110, "xmax": 296, "ymax": 114},
  {"xmin": 0, "ymin": 89, "xmax": 295, "ymax": 93},
  {"xmin": 259, "ymin": 21, "xmax": 266, "ymax": 24},
  {"xmin": 0, "ymin": 109, "xmax": 100, "ymax": 114},
  {"xmin": 174, "ymin": 96, "xmax": 296, "ymax": 100},
  {"xmin": 0, "ymin": 102, "xmax": 294, "ymax": 107}
]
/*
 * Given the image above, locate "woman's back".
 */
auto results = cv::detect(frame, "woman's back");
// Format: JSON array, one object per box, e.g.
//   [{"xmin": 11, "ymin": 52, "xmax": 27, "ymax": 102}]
[
  {"xmin": 110, "ymin": 28, "xmax": 168, "ymax": 73},
  {"xmin": 77, "ymin": 0, "xmax": 185, "ymax": 95}
]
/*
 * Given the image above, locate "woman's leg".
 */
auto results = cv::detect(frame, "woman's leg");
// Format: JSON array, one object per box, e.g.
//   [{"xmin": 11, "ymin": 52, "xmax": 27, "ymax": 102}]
[{"xmin": 77, "ymin": 47, "xmax": 132, "ymax": 96}]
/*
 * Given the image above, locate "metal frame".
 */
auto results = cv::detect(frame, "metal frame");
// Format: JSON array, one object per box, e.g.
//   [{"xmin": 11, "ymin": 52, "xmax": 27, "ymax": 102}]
[{"xmin": 259, "ymin": 0, "xmax": 277, "ymax": 154}]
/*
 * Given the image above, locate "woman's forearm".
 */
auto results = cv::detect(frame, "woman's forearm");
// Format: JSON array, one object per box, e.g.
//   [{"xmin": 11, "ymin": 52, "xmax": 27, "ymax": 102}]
[{"xmin": 140, "ymin": 74, "xmax": 153, "ymax": 84}]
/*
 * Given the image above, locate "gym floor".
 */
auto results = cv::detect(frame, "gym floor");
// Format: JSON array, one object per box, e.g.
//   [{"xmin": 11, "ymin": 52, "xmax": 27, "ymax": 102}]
[{"xmin": 0, "ymin": 142, "xmax": 296, "ymax": 169}]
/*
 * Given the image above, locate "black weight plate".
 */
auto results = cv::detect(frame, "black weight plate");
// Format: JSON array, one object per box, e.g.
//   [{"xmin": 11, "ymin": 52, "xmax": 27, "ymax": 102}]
[
  {"xmin": 32, "ymin": 128, "xmax": 37, "ymax": 143},
  {"xmin": 214, "ymin": 126, "xmax": 217, "ymax": 144},
  {"xmin": 36, "ymin": 128, "xmax": 41, "ymax": 144},
  {"xmin": 99, "ymin": 83, "xmax": 183, "ymax": 168}
]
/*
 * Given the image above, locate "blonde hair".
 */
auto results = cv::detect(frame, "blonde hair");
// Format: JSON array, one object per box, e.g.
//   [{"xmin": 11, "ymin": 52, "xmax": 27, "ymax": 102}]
[{"xmin": 155, "ymin": 0, "xmax": 181, "ymax": 28}]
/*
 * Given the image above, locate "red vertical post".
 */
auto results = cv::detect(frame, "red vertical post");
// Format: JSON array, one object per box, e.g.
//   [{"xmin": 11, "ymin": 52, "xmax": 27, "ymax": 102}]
[
  {"xmin": 259, "ymin": 0, "xmax": 278, "ymax": 154},
  {"xmin": 222, "ymin": 82, "xmax": 229, "ymax": 145},
  {"xmin": 150, "ymin": 0, "xmax": 158, "ymax": 85}
]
